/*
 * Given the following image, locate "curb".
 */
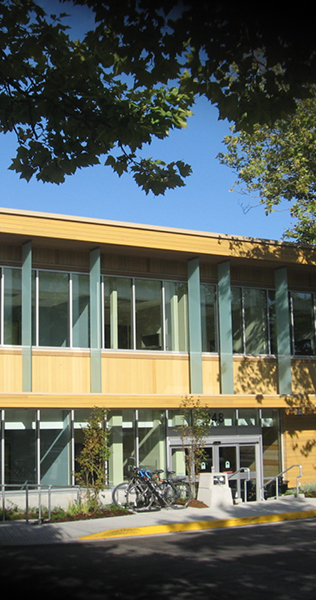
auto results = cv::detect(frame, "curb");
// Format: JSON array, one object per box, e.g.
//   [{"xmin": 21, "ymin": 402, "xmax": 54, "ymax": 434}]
[{"xmin": 79, "ymin": 509, "xmax": 316, "ymax": 541}]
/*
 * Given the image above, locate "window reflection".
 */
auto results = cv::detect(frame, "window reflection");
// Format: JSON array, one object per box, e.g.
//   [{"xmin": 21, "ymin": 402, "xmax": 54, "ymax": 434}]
[
  {"xmin": 38, "ymin": 271, "xmax": 69, "ymax": 347},
  {"xmin": 4, "ymin": 268, "xmax": 21, "ymax": 345},
  {"xmin": 165, "ymin": 281, "xmax": 188, "ymax": 351},
  {"xmin": 135, "ymin": 279, "xmax": 162, "ymax": 350},
  {"xmin": 201, "ymin": 283, "xmax": 217, "ymax": 352},
  {"xmin": 104, "ymin": 277, "xmax": 133, "ymax": 349},
  {"xmin": 292, "ymin": 292, "xmax": 315, "ymax": 355},
  {"xmin": 72, "ymin": 274, "xmax": 90, "ymax": 348}
]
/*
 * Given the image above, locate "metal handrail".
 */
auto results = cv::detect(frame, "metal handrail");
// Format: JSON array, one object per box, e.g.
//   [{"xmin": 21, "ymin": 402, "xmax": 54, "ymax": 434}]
[
  {"xmin": 260, "ymin": 464, "xmax": 303, "ymax": 501},
  {"xmin": 228, "ymin": 468, "xmax": 251, "ymax": 502},
  {"xmin": 1, "ymin": 484, "xmax": 81, "ymax": 524}
]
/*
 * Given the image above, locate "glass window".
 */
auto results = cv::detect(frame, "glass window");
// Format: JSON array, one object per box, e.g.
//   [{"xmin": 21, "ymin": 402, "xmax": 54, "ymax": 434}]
[
  {"xmin": 165, "ymin": 281, "xmax": 188, "ymax": 351},
  {"xmin": 232, "ymin": 287, "xmax": 243, "ymax": 353},
  {"xmin": 262, "ymin": 409, "xmax": 280, "ymax": 480},
  {"xmin": 104, "ymin": 277, "xmax": 133, "ymax": 349},
  {"xmin": 237, "ymin": 409, "xmax": 258, "ymax": 426},
  {"xmin": 209, "ymin": 409, "xmax": 235, "ymax": 426},
  {"xmin": 135, "ymin": 279, "xmax": 162, "ymax": 350},
  {"xmin": 291, "ymin": 292, "xmax": 315, "ymax": 355},
  {"xmin": 40, "ymin": 410, "xmax": 71, "ymax": 485},
  {"xmin": 138, "ymin": 409, "xmax": 165, "ymax": 471},
  {"xmin": 3, "ymin": 268, "xmax": 21, "ymax": 345},
  {"xmin": 244, "ymin": 288, "xmax": 268, "ymax": 354},
  {"xmin": 72, "ymin": 274, "xmax": 90, "ymax": 348},
  {"xmin": 5, "ymin": 409, "xmax": 36, "ymax": 485},
  {"xmin": 38, "ymin": 271, "xmax": 69, "ymax": 347},
  {"xmin": 268, "ymin": 290, "xmax": 277, "ymax": 355},
  {"xmin": 200, "ymin": 283, "xmax": 217, "ymax": 352}
]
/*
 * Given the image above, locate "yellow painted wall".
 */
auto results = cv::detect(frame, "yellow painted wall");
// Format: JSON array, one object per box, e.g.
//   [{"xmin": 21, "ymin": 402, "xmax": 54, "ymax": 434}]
[
  {"xmin": 282, "ymin": 411, "xmax": 316, "ymax": 487},
  {"xmin": 101, "ymin": 352, "xmax": 190, "ymax": 395},
  {"xmin": 0, "ymin": 350, "xmax": 22, "ymax": 392},
  {"xmin": 32, "ymin": 351, "xmax": 90, "ymax": 393}
]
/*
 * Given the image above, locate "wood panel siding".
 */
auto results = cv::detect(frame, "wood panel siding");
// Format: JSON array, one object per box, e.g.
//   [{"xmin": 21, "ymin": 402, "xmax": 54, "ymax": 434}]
[
  {"xmin": 0, "ymin": 244, "xmax": 21, "ymax": 266},
  {"xmin": 101, "ymin": 352, "xmax": 190, "ymax": 395},
  {"xmin": 292, "ymin": 359, "xmax": 316, "ymax": 394},
  {"xmin": 0, "ymin": 350, "xmax": 22, "ymax": 392},
  {"xmin": 234, "ymin": 357, "xmax": 278, "ymax": 394},
  {"xmin": 282, "ymin": 411, "xmax": 316, "ymax": 486},
  {"xmin": 32, "ymin": 351, "xmax": 90, "ymax": 393},
  {"xmin": 1, "ymin": 392, "xmax": 315, "ymax": 410},
  {"xmin": 1, "ymin": 208, "xmax": 316, "ymax": 267},
  {"xmin": 202, "ymin": 355, "xmax": 220, "ymax": 394}
]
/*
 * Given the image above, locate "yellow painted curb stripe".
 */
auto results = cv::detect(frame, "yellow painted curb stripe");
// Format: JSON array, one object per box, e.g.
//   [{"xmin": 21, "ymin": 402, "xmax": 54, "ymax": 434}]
[{"xmin": 79, "ymin": 509, "xmax": 316, "ymax": 541}]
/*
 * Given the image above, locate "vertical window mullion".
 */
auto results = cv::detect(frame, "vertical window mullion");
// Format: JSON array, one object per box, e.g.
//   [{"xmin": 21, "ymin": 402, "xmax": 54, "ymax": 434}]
[
  {"xmin": 101, "ymin": 277, "xmax": 104, "ymax": 349},
  {"xmin": 214, "ymin": 285, "xmax": 218, "ymax": 354},
  {"xmin": 36, "ymin": 409, "xmax": 40, "ymax": 485},
  {"xmin": 0, "ymin": 268, "xmax": 3, "ymax": 346},
  {"xmin": 313, "ymin": 294, "xmax": 316, "ymax": 355},
  {"xmin": 162, "ymin": 282, "xmax": 166, "ymax": 351},
  {"xmin": 132, "ymin": 278, "xmax": 136, "ymax": 350},
  {"xmin": 266, "ymin": 289, "xmax": 271, "ymax": 355},
  {"xmin": 70, "ymin": 410, "xmax": 75, "ymax": 486},
  {"xmin": 69, "ymin": 274, "xmax": 73, "ymax": 348},
  {"xmin": 241, "ymin": 287, "xmax": 246, "ymax": 354},
  {"xmin": 35, "ymin": 270, "xmax": 39, "ymax": 347},
  {"xmin": 1, "ymin": 410, "xmax": 4, "ymax": 485},
  {"xmin": 289, "ymin": 292, "xmax": 294, "ymax": 355}
]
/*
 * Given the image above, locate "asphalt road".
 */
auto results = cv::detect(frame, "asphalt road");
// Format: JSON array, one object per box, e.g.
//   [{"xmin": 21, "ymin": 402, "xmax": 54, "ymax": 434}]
[{"xmin": 2, "ymin": 519, "xmax": 316, "ymax": 600}]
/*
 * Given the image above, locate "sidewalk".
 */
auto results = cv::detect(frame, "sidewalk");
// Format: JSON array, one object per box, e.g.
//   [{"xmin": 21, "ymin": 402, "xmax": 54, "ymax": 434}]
[{"xmin": 1, "ymin": 496, "xmax": 316, "ymax": 546}]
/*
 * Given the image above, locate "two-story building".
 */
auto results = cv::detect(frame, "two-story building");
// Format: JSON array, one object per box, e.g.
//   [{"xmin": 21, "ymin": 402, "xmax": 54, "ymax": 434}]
[{"xmin": 1, "ymin": 207, "xmax": 315, "ymax": 500}]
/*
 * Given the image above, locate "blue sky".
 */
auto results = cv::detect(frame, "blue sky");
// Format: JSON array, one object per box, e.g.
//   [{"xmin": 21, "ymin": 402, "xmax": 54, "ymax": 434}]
[{"xmin": 0, "ymin": 1, "xmax": 292, "ymax": 242}]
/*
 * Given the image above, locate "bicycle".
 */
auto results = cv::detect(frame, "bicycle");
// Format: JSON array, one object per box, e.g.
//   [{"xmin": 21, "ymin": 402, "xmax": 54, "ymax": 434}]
[
  {"xmin": 112, "ymin": 466, "xmax": 154, "ymax": 511},
  {"xmin": 151, "ymin": 469, "xmax": 192, "ymax": 509},
  {"xmin": 112, "ymin": 466, "xmax": 192, "ymax": 511}
]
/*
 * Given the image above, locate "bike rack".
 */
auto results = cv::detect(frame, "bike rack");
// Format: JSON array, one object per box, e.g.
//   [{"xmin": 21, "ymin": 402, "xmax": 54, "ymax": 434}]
[{"xmin": 260, "ymin": 464, "xmax": 303, "ymax": 501}]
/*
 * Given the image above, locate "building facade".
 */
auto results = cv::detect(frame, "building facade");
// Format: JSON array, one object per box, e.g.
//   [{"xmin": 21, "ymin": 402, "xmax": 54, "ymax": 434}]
[{"xmin": 1, "ymin": 208, "xmax": 316, "ymax": 500}]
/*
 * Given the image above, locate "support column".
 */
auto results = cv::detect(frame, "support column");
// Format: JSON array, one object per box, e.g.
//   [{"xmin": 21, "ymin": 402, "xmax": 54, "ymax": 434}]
[
  {"xmin": 90, "ymin": 248, "xmax": 102, "ymax": 393},
  {"xmin": 187, "ymin": 258, "xmax": 203, "ymax": 394},
  {"xmin": 22, "ymin": 241, "xmax": 32, "ymax": 392},
  {"xmin": 108, "ymin": 412, "xmax": 123, "ymax": 486},
  {"xmin": 274, "ymin": 267, "xmax": 292, "ymax": 394},
  {"xmin": 218, "ymin": 261, "xmax": 234, "ymax": 394}
]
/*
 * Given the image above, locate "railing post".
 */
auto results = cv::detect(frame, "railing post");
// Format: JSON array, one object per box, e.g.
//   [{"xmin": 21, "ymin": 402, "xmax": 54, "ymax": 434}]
[
  {"xmin": 48, "ymin": 486, "xmax": 52, "ymax": 521},
  {"xmin": 296, "ymin": 465, "xmax": 303, "ymax": 497},
  {"xmin": 2, "ymin": 484, "xmax": 5, "ymax": 522},
  {"xmin": 25, "ymin": 484, "xmax": 29, "ymax": 523},
  {"xmin": 38, "ymin": 485, "xmax": 42, "ymax": 524}
]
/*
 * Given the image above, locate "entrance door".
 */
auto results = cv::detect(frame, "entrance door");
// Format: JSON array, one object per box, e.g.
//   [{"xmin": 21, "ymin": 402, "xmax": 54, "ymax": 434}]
[
  {"xmin": 169, "ymin": 434, "xmax": 262, "ymax": 502},
  {"xmin": 217, "ymin": 444, "xmax": 257, "ymax": 501}
]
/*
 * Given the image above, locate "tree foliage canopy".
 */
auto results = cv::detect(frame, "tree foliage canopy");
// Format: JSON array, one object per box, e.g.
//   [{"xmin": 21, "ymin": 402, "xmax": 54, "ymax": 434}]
[
  {"xmin": 1, "ymin": 1, "xmax": 316, "ymax": 196},
  {"xmin": 218, "ymin": 96, "xmax": 316, "ymax": 244}
]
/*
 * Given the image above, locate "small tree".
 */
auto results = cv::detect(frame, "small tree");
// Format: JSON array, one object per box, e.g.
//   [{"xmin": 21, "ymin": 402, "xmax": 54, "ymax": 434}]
[
  {"xmin": 179, "ymin": 397, "xmax": 210, "ymax": 497},
  {"xmin": 75, "ymin": 408, "xmax": 110, "ymax": 510}
]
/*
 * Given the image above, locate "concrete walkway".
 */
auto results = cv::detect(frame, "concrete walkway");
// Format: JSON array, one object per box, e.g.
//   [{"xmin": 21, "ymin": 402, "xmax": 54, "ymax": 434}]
[{"xmin": 1, "ymin": 496, "xmax": 316, "ymax": 546}]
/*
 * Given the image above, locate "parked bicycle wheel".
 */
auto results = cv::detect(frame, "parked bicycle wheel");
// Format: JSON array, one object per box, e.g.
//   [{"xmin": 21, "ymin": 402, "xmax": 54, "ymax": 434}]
[
  {"xmin": 126, "ymin": 482, "xmax": 155, "ymax": 511},
  {"xmin": 161, "ymin": 482, "xmax": 177, "ymax": 507},
  {"xmin": 172, "ymin": 481, "xmax": 192, "ymax": 509},
  {"xmin": 112, "ymin": 482, "xmax": 130, "ymax": 508}
]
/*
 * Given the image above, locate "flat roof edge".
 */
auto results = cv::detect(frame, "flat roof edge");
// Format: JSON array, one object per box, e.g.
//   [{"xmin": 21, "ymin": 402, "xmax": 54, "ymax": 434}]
[{"xmin": 0, "ymin": 206, "xmax": 297, "ymax": 249}]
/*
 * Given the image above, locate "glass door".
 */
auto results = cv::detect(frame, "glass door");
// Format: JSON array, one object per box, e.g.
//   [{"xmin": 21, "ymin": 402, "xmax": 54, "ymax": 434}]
[{"xmin": 168, "ymin": 435, "xmax": 262, "ymax": 502}]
